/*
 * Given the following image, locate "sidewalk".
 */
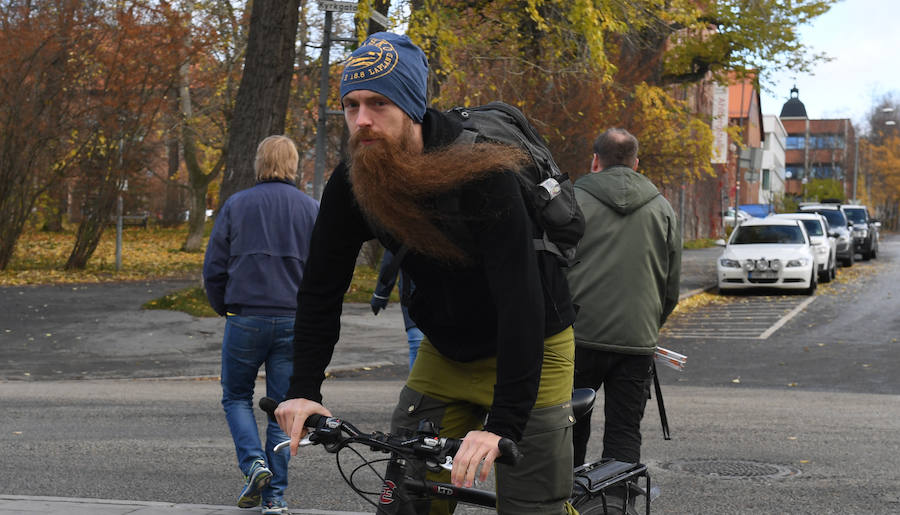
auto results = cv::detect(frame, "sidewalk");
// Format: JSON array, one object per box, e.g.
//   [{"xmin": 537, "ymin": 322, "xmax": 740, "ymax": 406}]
[
  {"xmin": 0, "ymin": 248, "xmax": 720, "ymax": 514},
  {"xmin": 0, "ymin": 495, "xmax": 367, "ymax": 515}
]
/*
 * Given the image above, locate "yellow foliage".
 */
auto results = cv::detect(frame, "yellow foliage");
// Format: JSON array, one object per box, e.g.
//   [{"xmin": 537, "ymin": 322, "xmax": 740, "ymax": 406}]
[{"xmin": 0, "ymin": 225, "xmax": 206, "ymax": 286}]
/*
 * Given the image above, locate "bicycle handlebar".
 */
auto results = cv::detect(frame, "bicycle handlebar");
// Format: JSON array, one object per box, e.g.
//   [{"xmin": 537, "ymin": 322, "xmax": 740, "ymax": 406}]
[{"xmin": 258, "ymin": 397, "xmax": 523, "ymax": 466}]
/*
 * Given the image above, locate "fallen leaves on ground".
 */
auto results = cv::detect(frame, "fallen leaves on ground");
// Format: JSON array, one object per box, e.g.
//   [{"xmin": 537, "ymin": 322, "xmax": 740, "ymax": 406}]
[{"xmin": 0, "ymin": 225, "xmax": 205, "ymax": 286}]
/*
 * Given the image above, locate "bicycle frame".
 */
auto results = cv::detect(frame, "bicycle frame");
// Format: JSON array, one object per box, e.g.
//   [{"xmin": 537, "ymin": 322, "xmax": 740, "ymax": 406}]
[{"xmin": 261, "ymin": 390, "xmax": 655, "ymax": 514}]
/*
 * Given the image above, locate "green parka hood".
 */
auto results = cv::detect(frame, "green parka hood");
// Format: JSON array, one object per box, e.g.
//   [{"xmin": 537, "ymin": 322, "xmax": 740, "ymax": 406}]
[{"xmin": 574, "ymin": 165, "xmax": 660, "ymax": 216}]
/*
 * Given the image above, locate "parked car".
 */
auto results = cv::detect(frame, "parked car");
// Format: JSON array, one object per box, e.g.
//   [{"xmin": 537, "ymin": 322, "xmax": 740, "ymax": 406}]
[
  {"xmin": 723, "ymin": 207, "xmax": 753, "ymax": 227},
  {"xmin": 716, "ymin": 218, "xmax": 817, "ymax": 295},
  {"xmin": 798, "ymin": 204, "xmax": 854, "ymax": 267},
  {"xmin": 840, "ymin": 204, "xmax": 879, "ymax": 260},
  {"xmin": 770, "ymin": 213, "xmax": 836, "ymax": 283}
]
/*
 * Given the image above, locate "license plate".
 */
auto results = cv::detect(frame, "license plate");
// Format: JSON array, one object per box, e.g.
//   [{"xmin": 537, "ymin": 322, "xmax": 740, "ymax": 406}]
[{"xmin": 749, "ymin": 271, "xmax": 777, "ymax": 279}]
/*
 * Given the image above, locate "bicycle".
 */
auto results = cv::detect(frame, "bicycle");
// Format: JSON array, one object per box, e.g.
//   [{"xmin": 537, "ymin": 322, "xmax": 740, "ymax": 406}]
[{"xmin": 260, "ymin": 388, "xmax": 656, "ymax": 514}]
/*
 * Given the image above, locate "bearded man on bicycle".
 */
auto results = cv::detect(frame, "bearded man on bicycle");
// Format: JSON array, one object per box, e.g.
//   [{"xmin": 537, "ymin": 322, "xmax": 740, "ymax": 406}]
[{"xmin": 275, "ymin": 32, "xmax": 578, "ymax": 514}]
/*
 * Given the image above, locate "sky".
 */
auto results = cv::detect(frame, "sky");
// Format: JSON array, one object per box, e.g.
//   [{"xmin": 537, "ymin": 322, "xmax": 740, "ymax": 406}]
[{"xmin": 759, "ymin": 0, "xmax": 900, "ymax": 127}]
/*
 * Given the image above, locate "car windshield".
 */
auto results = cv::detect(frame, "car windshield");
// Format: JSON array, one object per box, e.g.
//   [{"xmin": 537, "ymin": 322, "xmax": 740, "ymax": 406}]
[
  {"xmin": 732, "ymin": 225, "xmax": 805, "ymax": 244},
  {"xmin": 843, "ymin": 208, "xmax": 867, "ymax": 224},
  {"xmin": 812, "ymin": 209, "xmax": 847, "ymax": 228},
  {"xmin": 799, "ymin": 219, "xmax": 824, "ymax": 236}
]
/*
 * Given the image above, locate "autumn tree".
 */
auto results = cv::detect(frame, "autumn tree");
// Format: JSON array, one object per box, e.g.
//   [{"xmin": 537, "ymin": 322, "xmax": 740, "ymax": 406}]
[
  {"xmin": 0, "ymin": 1, "xmax": 102, "ymax": 269},
  {"xmin": 218, "ymin": 0, "xmax": 300, "ymax": 209},
  {"xmin": 861, "ymin": 96, "xmax": 900, "ymax": 230},
  {"xmin": 63, "ymin": 2, "xmax": 180, "ymax": 269},
  {"xmin": 172, "ymin": 0, "xmax": 247, "ymax": 251}
]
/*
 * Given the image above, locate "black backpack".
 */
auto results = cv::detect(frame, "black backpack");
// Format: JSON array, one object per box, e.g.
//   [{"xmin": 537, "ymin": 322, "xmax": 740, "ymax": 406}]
[{"xmin": 445, "ymin": 102, "xmax": 585, "ymax": 265}]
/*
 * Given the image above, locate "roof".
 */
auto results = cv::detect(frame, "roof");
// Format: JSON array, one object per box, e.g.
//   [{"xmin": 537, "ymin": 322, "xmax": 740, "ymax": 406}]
[
  {"xmin": 770, "ymin": 213, "xmax": 824, "ymax": 221},
  {"xmin": 780, "ymin": 85, "xmax": 808, "ymax": 118},
  {"xmin": 741, "ymin": 218, "xmax": 801, "ymax": 227}
]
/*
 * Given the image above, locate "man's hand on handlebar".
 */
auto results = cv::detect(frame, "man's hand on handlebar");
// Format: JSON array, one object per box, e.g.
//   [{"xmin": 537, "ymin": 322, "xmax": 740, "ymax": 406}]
[
  {"xmin": 274, "ymin": 398, "xmax": 332, "ymax": 456},
  {"xmin": 451, "ymin": 430, "xmax": 502, "ymax": 488}
]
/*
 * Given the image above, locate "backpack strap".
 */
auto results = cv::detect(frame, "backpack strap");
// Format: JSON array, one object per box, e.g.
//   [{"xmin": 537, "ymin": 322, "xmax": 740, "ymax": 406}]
[{"xmin": 451, "ymin": 126, "xmax": 575, "ymax": 265}]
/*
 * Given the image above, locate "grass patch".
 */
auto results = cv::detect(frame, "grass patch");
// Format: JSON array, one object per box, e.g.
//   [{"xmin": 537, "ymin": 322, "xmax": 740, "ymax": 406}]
[
  {"xmin": 683, "ymin": 238, "xmax": 719, "ymax": 249},
  {"xmin": 144, "ymin": 284, "xmax": 218, "ymax": 317},
  {"xmin": 143, "ymin": 264, "xmax": 399, "ymax": 318},
  {"xmin": 1, "ymin": 224, "xmax": 207, "ymax": 286}
]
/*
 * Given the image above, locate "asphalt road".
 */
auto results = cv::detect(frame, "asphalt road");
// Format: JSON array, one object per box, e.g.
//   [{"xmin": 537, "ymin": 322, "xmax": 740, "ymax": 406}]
[{"xmin": 2, "ymin": 240, "xmax": 899, "ymax": 513}]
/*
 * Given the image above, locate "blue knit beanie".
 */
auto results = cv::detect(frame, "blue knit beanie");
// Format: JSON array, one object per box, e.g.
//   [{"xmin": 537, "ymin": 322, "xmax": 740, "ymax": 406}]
[{"xmin": 340, "ymin": 32, "xmax": 428, "ymax": 123}]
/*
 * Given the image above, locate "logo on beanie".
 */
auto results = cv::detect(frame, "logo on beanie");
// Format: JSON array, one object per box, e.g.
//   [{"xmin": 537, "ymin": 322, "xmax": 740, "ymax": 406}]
[{"xmin": 342, "ymin": 37, "xmax": 398, "ymax": 84}]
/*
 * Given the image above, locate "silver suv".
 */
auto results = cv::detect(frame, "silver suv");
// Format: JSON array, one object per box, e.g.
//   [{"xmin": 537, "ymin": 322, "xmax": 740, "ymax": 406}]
[
  {"xmin": 798, "ymin": 204, "xmax": 854, "ymax": 267},
  {"xmin": 840, "ymin": 204, "xmax": 879, "ymax": 260}
]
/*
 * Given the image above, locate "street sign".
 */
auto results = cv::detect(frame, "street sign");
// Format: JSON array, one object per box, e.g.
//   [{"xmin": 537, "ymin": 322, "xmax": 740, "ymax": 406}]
[
  {"xmin": 318, "ymin": 1, "xmax": 357, "ymax": 13},
  {"xmin": 369, "ymin": 9, "xmax": 389, "ymax": 28}
]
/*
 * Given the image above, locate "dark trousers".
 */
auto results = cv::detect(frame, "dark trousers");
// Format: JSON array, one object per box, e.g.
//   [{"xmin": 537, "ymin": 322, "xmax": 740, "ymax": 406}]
[{"xmin": 572, "ymin": 347, "xmax": 653, "ymax": 466}]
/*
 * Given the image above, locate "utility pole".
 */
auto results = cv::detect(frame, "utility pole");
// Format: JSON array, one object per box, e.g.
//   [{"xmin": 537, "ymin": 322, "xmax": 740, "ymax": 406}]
[
  {"xmin": 312, "ymin": 1, "xmax": 389, "ymax": 200},
  {"xmin": 312, "ymin": 9, "xmax": 333, "ymax": 201}
]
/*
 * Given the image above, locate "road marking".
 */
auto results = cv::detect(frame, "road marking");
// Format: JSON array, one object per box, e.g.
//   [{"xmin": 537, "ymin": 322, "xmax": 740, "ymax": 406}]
[
  {"xmin": 662, "ymin": 295, "xmax": 817, "ymax": 340},
  {"xmin": 758, "ymin": 296, "xmax": 817, "ymax": 339}
]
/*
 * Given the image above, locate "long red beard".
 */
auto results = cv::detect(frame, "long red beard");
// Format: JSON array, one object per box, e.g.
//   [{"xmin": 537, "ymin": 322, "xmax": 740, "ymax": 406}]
[{"xmin": 348, "ymin": 123, "xmax": 528, "ymax": 263}]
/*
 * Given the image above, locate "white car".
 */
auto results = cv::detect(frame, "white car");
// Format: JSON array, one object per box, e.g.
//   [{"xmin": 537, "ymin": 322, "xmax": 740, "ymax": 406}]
[
  {"xmin": 723, "ymin": 207, "xmax": 752, "ymax": 227},
  {"xmin": 716, "ymin": 218, "xmax": 817, "ymax": 294},
  {"xmin": 769, "ymin": 213, "xmax": 836, "ymax": 283}
]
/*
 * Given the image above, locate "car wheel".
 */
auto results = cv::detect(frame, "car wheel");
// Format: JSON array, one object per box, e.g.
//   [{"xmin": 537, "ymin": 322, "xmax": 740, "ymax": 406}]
[
  {"xmin": 820, "ymin": 263, "xmax": 831, "ymax": 283},
  {"xmin": 862, "ymin": 248, "xmax": 871, "ymax": 261},
  {"xmin": 844, "ymin": 252, "xmax": 854, "ymax": 267},
  {"xmin": 871, "ymin": 247, "xmax": 877, "ymax": 259},
  {"xmin": 830, "ymin": 258, "xmax": 837, "ymax": 281},
  {"xmin": 805, "ymin": 270, "xmax": 817, "ymax": 295}
]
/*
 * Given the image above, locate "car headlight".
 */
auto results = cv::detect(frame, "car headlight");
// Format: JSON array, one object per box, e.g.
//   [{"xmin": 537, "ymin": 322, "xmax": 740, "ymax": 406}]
[
  {"xmin": 812, "ymin": 244, "xmax": 829, "ymax": 255},
  {"xmin": 786, "ymin": 258, "xmax": 810, "ymax": 267},
  {"xmin": 854, "ymin": 228, "xmax": 868, "ymax": 237},
  {"xmin": 720, "ymin": 258, "xmax": 741, "ymax": 268}
]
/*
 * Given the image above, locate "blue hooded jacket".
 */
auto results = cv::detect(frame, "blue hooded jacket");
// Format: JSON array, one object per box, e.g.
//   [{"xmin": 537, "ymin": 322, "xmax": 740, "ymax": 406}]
[{"xmin": 203, "ymin": 180, "xmax": 319, "ymax": 316}]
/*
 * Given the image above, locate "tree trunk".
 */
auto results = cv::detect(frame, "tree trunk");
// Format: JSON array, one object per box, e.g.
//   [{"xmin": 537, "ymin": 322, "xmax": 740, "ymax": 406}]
[
  {"xmin": 218, "ymin": 0, "xmax": 301, "ymax": 209},
  {"xmin": 182, "ymin": 183, "xmax": 208, "ymax": 251},
  {"xmin": 178, "ymin": 1, "xmax": 224, "ymax": 252},
  {"xmin": 161, "ymin": 96, "xmax": 185, "ymax": 227},
  {"xmin": 65, "ymin": 180, "xmax": 118, "ymax": 270}
]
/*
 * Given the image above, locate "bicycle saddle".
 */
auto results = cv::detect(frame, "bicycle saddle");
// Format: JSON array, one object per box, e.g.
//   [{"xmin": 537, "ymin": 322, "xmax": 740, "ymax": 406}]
[{"xmin": 571, "ymin": 388, "xmax": 596, "ymax": 421}]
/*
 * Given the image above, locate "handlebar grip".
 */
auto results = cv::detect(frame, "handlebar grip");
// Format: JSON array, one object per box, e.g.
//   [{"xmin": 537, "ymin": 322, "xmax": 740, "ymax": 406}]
[
  {"xmin": 444, "ymin": 437, "xmax": 523, "ymax": 466},
  {"xmin": 259, "ymin": 397, "xmax": 328, "ymax": 429},
  {"xmin": 496, "ymin": 438, "xmax": 523, "ymax": 466},
  {"xmin": 259, "ymin": 397, "xmax": 278, "ymax": 416}
]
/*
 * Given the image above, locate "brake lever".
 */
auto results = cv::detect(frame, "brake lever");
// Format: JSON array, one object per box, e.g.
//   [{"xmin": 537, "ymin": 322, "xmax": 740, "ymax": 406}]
[{"xmin": 273, "ymin": 436, "xmax": 313, "ymax": 453}]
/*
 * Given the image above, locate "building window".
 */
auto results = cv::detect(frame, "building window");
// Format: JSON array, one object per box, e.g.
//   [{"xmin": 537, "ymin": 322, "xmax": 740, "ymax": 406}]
[
  {"xmin": 785, "ymin": 136, "xmax": 805, "ymax": 149},
  {"xmin": 809, "ymin": 164, "xmax": 843, "ymax": 179},
  {"xmin": 810, "ymin": 135, "xmax": 845, "ymax": 149},
  {"xmin": 785, "ymin": 165, "xmax": 804, "ymax": 180},
  {"xmin": 762, "ymin": 169, "xmax": 771, "ymax": 190}
]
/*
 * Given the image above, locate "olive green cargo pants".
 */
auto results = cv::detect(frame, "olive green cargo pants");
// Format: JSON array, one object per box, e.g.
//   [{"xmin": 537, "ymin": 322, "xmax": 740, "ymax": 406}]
[{"xmin": 390, "ymin": 327, "xmax": 576, "ymax": 514}]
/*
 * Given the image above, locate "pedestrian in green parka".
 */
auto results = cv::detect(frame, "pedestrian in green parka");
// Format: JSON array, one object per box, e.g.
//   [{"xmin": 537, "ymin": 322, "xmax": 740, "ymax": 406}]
[{"xmin": 566, "ymin": 128, "xmax": 681, "ymax": 515}]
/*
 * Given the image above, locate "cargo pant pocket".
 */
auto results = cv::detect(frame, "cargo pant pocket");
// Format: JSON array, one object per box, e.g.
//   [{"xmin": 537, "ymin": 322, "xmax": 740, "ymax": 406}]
[{"xmin": 496, "ymin": 401, "xmax": 575, "ymax": 515}]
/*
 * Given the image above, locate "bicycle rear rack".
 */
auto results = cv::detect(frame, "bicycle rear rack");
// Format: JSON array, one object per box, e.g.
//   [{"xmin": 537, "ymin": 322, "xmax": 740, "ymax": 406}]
[{"xmin": 572, "ymin": 459, "xmax": 651, "ymax": 515}]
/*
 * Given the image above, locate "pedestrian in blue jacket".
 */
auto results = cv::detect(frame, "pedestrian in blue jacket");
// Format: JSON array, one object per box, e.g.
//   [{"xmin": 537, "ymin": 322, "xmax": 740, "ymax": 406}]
[{"xmin": 203, "ymin": 135, "xmax": 318, "ymax": 515}]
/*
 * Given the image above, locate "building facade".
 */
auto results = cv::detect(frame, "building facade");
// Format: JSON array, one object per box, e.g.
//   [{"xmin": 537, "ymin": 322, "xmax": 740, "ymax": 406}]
[
  {"xmin": 779, "ymin": 86, "xmax": 856, "ymax": 201},
  {"xmin": 761, "ymin": 115, "xmax": 787, "ymax": 207}
]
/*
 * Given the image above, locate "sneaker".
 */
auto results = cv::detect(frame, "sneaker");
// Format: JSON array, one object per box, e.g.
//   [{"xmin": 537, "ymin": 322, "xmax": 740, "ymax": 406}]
[
  {"xmin": 261, "ymin": 498, "xmax": 289, "ymax": 514},
  {"xmin": 237, "ymin": 459, "xmax": 272, "ymax": 508}
]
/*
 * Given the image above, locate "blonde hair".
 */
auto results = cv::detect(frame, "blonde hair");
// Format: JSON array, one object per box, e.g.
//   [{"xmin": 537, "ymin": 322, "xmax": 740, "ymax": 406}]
[{"xmin": 255, "ymin": 135, "xmax": 299, "ymax": 182}]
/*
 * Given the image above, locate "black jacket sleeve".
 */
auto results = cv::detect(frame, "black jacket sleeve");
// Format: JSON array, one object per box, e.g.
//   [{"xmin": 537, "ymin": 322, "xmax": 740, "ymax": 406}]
[
  {"xmin": 286, "ymin": 165, "xmax": 373, "ymax": 402},
  {"xmin": 463, "ymin": 172, "xmax": 545, "ymax": 441}
]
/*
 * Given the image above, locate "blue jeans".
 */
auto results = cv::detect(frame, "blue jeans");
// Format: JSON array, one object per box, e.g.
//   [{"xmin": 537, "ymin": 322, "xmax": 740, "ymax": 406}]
[
  {"xmin": 221, "ymin": 315, "xmax": 294, "ymax": 501},
  {"xmin": 407, "ymin": 327, "xmax": 424, "ymax": 370}
]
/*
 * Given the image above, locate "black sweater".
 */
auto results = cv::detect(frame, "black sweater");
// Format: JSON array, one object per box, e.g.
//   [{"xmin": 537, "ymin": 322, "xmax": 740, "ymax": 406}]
[{"xmin": 286, "ymin": 108, "xmax": 575, "ymax": 441}]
